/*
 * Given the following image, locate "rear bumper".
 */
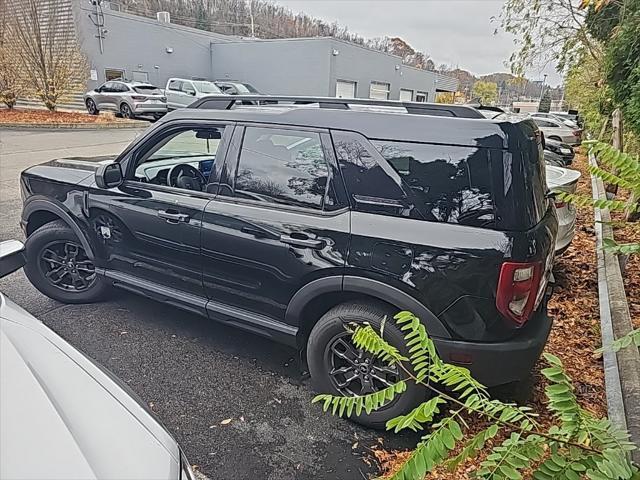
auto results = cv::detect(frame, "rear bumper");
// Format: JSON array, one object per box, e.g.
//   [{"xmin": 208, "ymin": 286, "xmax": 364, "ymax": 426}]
[
  {"xmin": 132, "ymin": 103, "xmax": 167, "ymax": 113},
  {"xmin": 433, "ymin": 307, "xmax": 552, "ymax": 387}
]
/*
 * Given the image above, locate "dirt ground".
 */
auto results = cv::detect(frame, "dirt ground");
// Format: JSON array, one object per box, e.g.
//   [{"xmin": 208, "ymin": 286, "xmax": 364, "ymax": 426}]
[{"xmin": 0, "ymin": 108, "xmax": 126, "ymax": 124}]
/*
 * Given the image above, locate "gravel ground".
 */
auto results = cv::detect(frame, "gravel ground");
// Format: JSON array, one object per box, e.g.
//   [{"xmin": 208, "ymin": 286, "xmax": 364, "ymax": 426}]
[{"xmin": 0, "ymin": 127, "xmax": 414, "ymax": 479}]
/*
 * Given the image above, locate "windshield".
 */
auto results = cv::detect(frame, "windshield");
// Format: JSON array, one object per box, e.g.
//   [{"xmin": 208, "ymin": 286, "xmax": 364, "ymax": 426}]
[
  {"xmin": 193, "ymin": 81, "xmax": 222, "ymax": 94},
  {"xmin": 233, "ymin": 83, "xmax": 259, "ymax": 94}
]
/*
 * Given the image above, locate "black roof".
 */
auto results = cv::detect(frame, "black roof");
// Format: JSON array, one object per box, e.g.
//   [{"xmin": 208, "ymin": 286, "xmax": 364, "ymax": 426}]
[{"xmin": 158, "ymin": 95, "xmax": 537, "ymax": 150}]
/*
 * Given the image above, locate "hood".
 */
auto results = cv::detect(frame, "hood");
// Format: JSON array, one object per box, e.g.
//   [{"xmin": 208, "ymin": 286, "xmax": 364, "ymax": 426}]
[
  {"xmin": 545, "ymin": 165, "xmax": 581, "ymax": 193},
  {"xmin": 22, "ymin": 156, "xmax": 118, "ymax": 186},
  {"xmin": 0, "ymin": 294, "xmax": 179, "ymax": 480}
]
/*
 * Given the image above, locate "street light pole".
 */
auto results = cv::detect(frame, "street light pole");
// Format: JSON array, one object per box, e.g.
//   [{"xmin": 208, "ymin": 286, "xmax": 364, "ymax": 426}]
[{"xmin": 539, "ymin": 74, "xmax": 547, "ymax": 100}]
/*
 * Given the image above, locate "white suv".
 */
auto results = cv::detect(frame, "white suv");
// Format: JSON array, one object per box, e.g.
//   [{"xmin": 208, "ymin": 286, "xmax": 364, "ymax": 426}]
[{"xmin": 164, "ymin": 78, "xmax": 225, "ymax": 110}]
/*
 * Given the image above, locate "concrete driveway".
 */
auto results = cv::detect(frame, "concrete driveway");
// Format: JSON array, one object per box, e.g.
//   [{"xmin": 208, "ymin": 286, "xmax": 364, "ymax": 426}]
[{"xmin": 0, "ymin": 128, "xmax": 414, "ymax": 479}]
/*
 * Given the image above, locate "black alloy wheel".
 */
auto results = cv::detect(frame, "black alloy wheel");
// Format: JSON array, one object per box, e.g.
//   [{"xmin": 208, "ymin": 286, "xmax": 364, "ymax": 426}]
[
  {"xmin": 326, "ymin": 333, "xmax": 401, "ymax": 397},
  {"xmin": 38, "ymin": 240, "xmax": 96, "ymax": 292}
]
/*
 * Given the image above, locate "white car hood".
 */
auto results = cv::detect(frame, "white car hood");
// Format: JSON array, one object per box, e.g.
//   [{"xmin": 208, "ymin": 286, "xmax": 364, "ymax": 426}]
[{"xmin": 0, "ymin": 295, "xmax": 180, "ymax": 480}]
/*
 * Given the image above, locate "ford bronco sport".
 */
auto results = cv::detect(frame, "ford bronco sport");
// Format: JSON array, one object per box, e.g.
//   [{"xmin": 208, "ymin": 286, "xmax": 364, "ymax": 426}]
[{"xmin": 20, "ymin": 96, "xmax": 557, "ymax": 427}]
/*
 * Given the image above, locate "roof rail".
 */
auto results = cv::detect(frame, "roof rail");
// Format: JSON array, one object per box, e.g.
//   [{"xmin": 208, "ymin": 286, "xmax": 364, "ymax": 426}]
[{"xmin": 188, "ymin": 95, "xmax": 485, "ymax": 119}]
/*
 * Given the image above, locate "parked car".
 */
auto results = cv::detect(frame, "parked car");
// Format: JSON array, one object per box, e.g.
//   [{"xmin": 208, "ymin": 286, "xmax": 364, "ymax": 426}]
[
  {"xmin": 544, "ymin": 138, "xmax": 575, "ymax": 166},
  {"xmin": 214, "ymin": 80, "xmax": 262, "ymax": 95},
  {"xmin": 0, "ymin": 240, "xmax": 194, "ymax": 480},
  {"xmin": 84, "ymin": 81, "xmax": 167, "ymax": 119},
  {"xmin": 19, "ymin": 96, "xmax": 557, "ymax": 428},
  {"xmin": 551, "ymin": 111, "xmax": 584, "ymax": 128},
  {"xmin": 532, "ymin": 117, "xmax": 582, "ymax": 145},
  {"xmin": 532, "ymin": 112, "xmax": 579, "ymax": 129},
  {"xmin": 546, "ymin": 165, "xmax": 581, "ymax": 254},
  {"xmin": 165, "ymin": 78, "xmax": 225, "ymax": 110}
]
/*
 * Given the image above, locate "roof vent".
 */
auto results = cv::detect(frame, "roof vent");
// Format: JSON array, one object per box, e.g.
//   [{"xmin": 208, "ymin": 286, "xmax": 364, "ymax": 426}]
[{"xmin": 157, "ymin": 11, "xmax": 170, "ymax": 23}]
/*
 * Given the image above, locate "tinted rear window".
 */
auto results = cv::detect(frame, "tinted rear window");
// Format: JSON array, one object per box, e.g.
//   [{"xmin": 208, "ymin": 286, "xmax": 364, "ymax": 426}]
[
  {"xmin": 134, "ymin": 86, "xmax": 161, "ymax": 94},
  {"xmin": 372, "ymin": 140, "xmax": 495, "ymax": 227}
]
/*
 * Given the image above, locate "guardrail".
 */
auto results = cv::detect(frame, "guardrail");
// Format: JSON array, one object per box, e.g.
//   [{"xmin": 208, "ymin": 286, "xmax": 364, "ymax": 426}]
[{"xmin": 590, "ymin": 152, "xmax": 640, "ymax": 463}]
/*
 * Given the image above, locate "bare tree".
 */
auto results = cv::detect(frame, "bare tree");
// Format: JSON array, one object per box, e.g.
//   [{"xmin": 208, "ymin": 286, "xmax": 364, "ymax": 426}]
[
  {"xmin": 9, "ymin": 0, "xmax": 88, "ymax": 111},
  {"xmin": 0, "ymin": 2, "xmax": 25, "ymax": 108}
]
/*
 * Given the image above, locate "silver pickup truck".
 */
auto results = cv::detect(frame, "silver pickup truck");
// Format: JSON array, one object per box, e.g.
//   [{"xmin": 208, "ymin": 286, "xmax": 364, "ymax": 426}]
[{"xmin": 164, "ymin": 78, "xmax": 226, "ymax": 110}]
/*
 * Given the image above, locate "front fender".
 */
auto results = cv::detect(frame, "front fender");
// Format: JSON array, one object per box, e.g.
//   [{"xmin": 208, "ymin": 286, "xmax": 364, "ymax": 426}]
[{"xmin": 22, "ymin": 197, "xmax": 95, "ymax": 260}]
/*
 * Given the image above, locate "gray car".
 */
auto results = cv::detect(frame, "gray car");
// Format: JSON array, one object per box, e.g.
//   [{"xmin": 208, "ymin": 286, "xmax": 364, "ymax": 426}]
[
  {"xmin": 0, "ymin": 240, "xmax": 195, "ymax": 480},
  {"xmin": 84, "ymin": 80, "xmax": 168, "ymax": 119},
  {"xmin": 532, "ymin": 117, "xmax": 582, "ymax": 145}
]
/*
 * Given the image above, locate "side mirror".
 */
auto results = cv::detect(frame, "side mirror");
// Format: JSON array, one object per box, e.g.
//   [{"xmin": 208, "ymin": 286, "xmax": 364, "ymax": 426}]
[
  {"xmin": 188, "ymin": 90, "xmax": 196, "ymax": 96},
  {"xmin": 95, "ymin": 87, "xmax": 102, "ymax": 93},
  {"xmin": 96, "ymin": 162, "xmax": 123, "ymax": 189},
  {"xmin": 0, "ymin": 240, "xmax": 26, "ymax": 278}
]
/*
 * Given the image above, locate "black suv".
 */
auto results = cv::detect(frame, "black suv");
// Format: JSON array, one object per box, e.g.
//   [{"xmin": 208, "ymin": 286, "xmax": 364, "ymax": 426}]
[{"xmin": 20, "ymin": 96, "xmax": 557, "ymax": 427}]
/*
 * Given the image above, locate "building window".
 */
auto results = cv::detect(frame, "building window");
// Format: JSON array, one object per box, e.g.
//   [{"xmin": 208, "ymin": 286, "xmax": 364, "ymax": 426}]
[
  {"xmin": 131, "ymin": 71, "xmax": 149, "ymax": 83},
  {"xmin": 336, "ymin": 80, "xmax": 356, "ymax": 98},
  {"xmin": 105, "ymin": 68, "xmax": 125, "ymax": 81},
  {"xmin": 415, "ymin": 91, "xmax": 428, "ymax": 103},
  {"xmin": 369, "ymin": 81, "xmax": 390, "ymax": 100},
  {"xmin": 399, "ymin": 89, "xmax": 413, "ymax": 102}
]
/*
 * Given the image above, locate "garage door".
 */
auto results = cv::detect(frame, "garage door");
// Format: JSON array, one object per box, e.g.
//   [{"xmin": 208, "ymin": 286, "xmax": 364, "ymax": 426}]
[
  {"xmin": 399, "ymin": 89, "xmax": 413, "ymax": 102},
  {"xmin": 336, "ymin": 80, "xmax": 356, "ymax": 98}
]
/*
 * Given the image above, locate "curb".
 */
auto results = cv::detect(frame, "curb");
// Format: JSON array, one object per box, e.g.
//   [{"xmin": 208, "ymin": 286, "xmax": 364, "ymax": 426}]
[
  {"xmin": 0, "ymin": 121, "xmax": 148, "ymax": 130},
  {"xmin": 590, "ymin": 153, "xmax": 640, "ymax": 463}
]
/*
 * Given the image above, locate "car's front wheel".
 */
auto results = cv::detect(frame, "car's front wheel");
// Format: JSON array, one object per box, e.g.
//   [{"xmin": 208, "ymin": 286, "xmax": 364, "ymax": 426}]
[
  {"xmin": 24, "ymin": 220, "xmax": 108, "ymax": 304},
  {"xmin": 86, "ymin": 99, "xmax": 99, "ymax": 115},
  {"xmin": 307, "ymin": 301, "xmax": 427, "ymax": 429}
]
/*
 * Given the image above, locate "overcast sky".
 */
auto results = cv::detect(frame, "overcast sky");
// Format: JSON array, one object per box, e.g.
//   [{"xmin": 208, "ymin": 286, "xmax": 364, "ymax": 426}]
[{"xmin": 276, "ymin": 0, "xmax": 563, "ymax": 86}]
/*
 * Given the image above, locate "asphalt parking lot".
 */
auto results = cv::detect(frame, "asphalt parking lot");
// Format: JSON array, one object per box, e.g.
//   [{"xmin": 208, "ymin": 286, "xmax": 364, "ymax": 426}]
[{"xmin": 0, "ymin": 127, "xmax": 414, "ymax": 479}]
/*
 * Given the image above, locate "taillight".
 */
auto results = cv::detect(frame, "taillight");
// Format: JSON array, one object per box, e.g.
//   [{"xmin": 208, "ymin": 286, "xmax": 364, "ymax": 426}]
[
  {"xmin": 573, "ymin": 130, "xmax": 581, "ymax": 137},
  {"xmin": 554, "ymin": 200, "xmax": 566, "ymax": 209},
  {"xmin": 131, "ymin": 95, "xmax": 146, "ymax": 101},
  {"xmin": 496, "ymin": 261, "xmax": 543, "ymax": 325}
]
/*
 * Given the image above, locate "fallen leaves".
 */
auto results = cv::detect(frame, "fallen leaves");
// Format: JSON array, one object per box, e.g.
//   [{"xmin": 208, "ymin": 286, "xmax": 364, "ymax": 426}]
[
  {"xmin": 0, "ymin": 108, "xmax": 131, "ymax": 124},
  {"xmin": 220, "ymin": 418, "xmax": 232, "ymax": 425}
]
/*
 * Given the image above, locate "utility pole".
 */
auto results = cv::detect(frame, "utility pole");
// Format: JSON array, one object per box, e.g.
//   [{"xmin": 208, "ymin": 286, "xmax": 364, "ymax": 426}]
[{"xmin": 539, "ymin": 73, "xmax": 547, "ymax": 100}]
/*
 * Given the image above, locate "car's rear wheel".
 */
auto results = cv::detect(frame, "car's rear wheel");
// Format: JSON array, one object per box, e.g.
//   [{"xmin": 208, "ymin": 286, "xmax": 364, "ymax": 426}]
[
  {"xmin": 307, "ymin": 301, "xmax": 427, "ymax": 429},
  {"xmin": 24, "ymin": 220, "xmax": 108, "ymax": 304},
  {"xmin": 120, "ymin": 103, "xmax": 133, "ymax": 119},
  {"xmin": 86, "ymin": 99, "xmax": 99, "ymax": 115}
]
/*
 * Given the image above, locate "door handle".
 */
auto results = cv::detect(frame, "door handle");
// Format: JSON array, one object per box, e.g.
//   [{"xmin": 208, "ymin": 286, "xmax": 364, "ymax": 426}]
[
  {"xmin": 158, "ymin": 210, "xmax": 190, "ymax": 223},
  {"xmin": 280, "ymin": 234, "xmax": 324, "ymax": 249}
]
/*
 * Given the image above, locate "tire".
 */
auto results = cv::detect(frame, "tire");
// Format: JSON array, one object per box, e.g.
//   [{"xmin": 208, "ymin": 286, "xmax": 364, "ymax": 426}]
[
  {"xmin": 120, "ymin": 102, "xmax": 133, "ymax": 119},
  {"xmin": 24, "ymin": 220, "xmax": 108, "ymax": 304},
  {"xmin": 86, "ymin": 98, "xmax": 99, "ymax": 115},
  {"xmin": 307, "ymin": 301, "xmax": 428, "ymax": 429}
]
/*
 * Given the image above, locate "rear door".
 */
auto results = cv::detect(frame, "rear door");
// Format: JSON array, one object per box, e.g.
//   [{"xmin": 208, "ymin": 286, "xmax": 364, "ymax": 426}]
[{"xmin": 200, "ymin": 124, "xmax": 350, "ymax": 324}]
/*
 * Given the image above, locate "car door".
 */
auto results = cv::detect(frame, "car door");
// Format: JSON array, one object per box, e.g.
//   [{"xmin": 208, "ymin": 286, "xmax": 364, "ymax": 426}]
[
  {"xmin": 200, "ymin": 125, "xmax": 350, "ymax": 326},
  {"xmin": 165, "ymin": 79, "xmax": 182, "ymax": 110},
  {"xmin": 91, "ymin": 121, "xmax": 234, "ymax": 311},
  {"xmin": 180, "ymin": 81, "xmax": 197, "ymax": 106},
  {"xmin": 95, "ymin": 82, "xmax": 114, "ymax": 110}
]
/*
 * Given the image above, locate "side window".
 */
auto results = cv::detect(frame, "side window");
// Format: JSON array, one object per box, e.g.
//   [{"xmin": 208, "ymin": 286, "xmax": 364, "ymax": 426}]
[
  {"xmin": 131, "ymin": 126, "xmax": 226, "ymax": 191},
  {"xmin": 102, "ymin": 82, "xmax": 115, "ymax": 92},
  {"xmin": 167, "ymin": 80, "xmax": 182, "ymax": 91},
  {"xmin": 223, "ymin": 127, "xmax": 333, "ymax": 210},
  {"xmin": 182, "ymin": 82, "xmax": 196, "ymax": 95},
  {"xmin": 372, "ymin": 140, "xmax": 495, "ymax": 226},
  {"xmin": 535, "ymin": 119, "xmax": 554, "ymax": 128},
  {"xmin": 115, "ymin": 83, "xmax": 128, "ymax": 92}
]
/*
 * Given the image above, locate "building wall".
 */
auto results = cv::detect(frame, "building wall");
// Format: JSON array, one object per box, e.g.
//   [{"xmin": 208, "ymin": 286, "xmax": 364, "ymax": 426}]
[
  {"xmin": 211, "ymin": 39, "xmax": 332, "ymax": 95},
  {"xmin": 213, "ymin": 38, "xmax": 456, "ymax": 100},
  {"xmin": 72, "ymin": 1, "xmax": 232, "ymax": 88}
]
